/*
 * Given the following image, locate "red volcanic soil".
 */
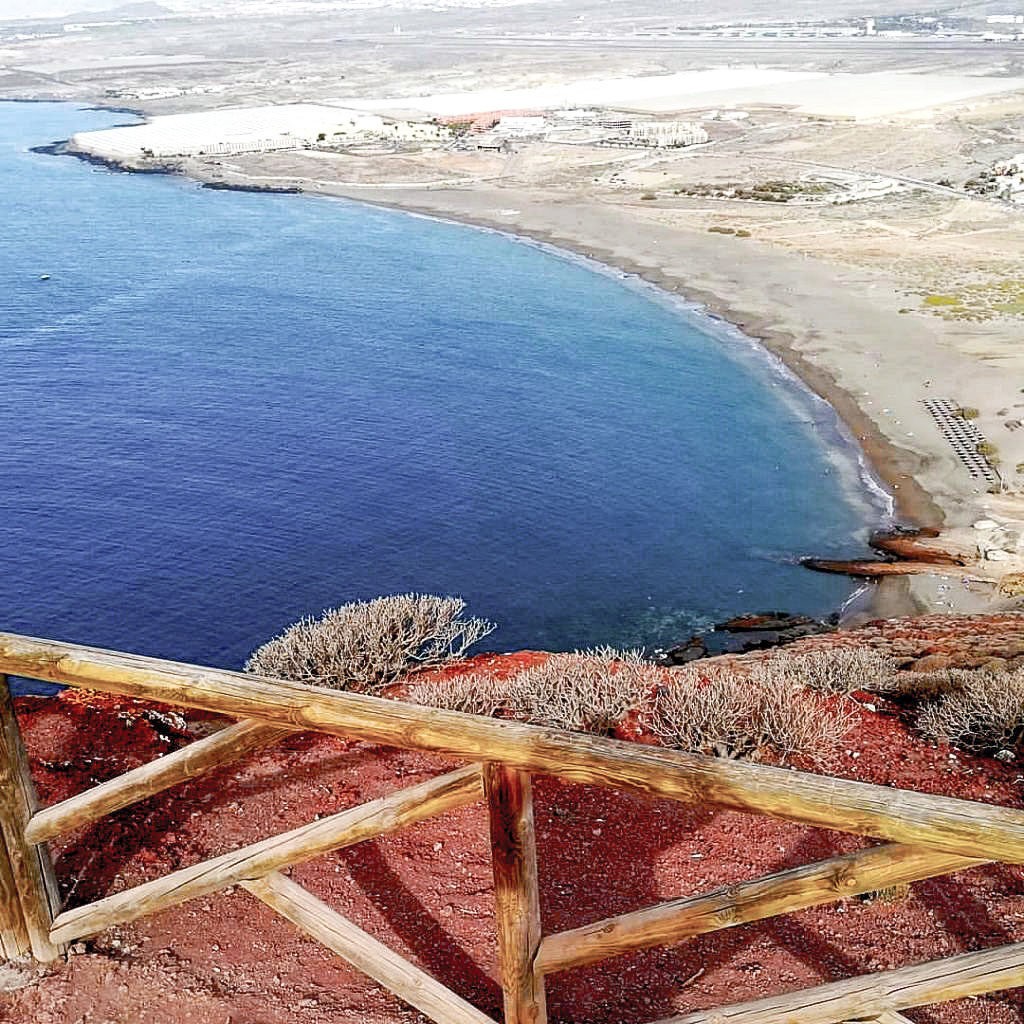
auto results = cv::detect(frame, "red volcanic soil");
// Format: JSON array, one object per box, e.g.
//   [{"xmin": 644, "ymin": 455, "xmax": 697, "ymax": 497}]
[{"xmin": 5, "ymin": 617, "xmax": 1024, "ymax": 1024}]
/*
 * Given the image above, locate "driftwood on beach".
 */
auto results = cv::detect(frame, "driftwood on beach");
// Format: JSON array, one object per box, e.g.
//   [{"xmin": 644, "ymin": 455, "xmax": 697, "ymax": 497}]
[
  {"xmin": 801, "ymin": 558, "xmax": 949, "ymax": 578},
  {"xmin": 803, "ymin": 528, "xmax": 973, "ymax": 579}
]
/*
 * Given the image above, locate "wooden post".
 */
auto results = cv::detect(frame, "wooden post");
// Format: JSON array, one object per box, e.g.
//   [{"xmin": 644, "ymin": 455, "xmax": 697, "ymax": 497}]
[
  {"xmin": 0, "ymin": 825, "xmax": 32, "ymax": 960},
  {"xmin": 0, "ymin": 675, "xmax": 63, "ymax": 961},
  {"xmin": 485, "ymin": 764, "xmax": 547, "ymax": 1024}
]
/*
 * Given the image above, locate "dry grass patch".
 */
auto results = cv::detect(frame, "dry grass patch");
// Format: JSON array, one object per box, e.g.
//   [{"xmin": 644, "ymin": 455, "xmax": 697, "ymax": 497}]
[
  {"xmin": 412, "ymin": 649, "xmax": 855, "ymax": 763},
  {"xmin": 916, "ymin": 669, "xmax": 1024, "ymax": 756},
  {"xmin": 782, "ymin": 647, "xmax": 898, "ymax": 695}
]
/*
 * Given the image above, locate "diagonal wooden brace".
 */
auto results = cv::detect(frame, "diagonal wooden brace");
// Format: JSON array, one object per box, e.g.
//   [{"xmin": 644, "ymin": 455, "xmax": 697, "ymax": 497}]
[{"xmin": 49, "ymin": 763, "xmax": 483, "ymax": 944}]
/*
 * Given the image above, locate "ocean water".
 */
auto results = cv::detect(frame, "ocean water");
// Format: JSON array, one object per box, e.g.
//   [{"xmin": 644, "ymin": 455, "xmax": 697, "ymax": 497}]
[{"xmin": 1, "ymin": 102, "xmax": 883, "ymax": 686}]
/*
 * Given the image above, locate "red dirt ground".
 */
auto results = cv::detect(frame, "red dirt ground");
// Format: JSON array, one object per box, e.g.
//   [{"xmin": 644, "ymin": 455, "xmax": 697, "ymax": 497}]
[{"xmin": 4, "ymin": 616, "xmax": 1024, "ymax": 1024}]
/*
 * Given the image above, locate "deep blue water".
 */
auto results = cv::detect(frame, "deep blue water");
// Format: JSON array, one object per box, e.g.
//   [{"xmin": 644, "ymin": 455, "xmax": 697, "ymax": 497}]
[{"xmin": 1, "ymin": 102, "xmax": 882, "ymax": 686}]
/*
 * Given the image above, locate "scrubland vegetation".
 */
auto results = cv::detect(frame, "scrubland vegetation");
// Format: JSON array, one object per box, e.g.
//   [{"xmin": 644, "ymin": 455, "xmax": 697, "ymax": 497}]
[{"xmin": 248, "ymin": 597, "xmax": 1024, "ymax": 765}]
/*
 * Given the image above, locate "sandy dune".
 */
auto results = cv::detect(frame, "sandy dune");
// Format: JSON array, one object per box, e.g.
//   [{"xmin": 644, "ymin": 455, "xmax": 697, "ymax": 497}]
[{"xmin": 347, "ymin": 68, "xmax": 1024, "ymax": 120}]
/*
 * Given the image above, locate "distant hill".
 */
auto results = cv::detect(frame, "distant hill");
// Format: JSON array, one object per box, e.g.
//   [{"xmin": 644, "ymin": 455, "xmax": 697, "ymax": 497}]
[
  {"xmin": 0, "ymin": 1, "xmax": 170, "ymax": 22},
  {"xmin": 63, "ymin": 1, "xmax": 172, "ymax": 19}
]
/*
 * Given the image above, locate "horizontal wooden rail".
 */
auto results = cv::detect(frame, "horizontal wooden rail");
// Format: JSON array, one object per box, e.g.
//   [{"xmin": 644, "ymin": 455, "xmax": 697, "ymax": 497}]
[
  {"xmin": 27, "ymin": 720, "xmax": 295, "ymax": 844},
  {"xmin": 535, "ymin": 843, "xmax": 985, "ymax": 975},
  {"xmin": 49, "ymin": 763, "xmax": 483, "ymax": 944},
  {"xmin": 243, "ymin": 872, "xmax": 495, "ymax": 1024},
  {"xmin": 5, "ymin": 633, "xmax": 1024, "ymax": 864},
  {"xmin": 658, "ymin": 939, "xmax": 1024, "ymax": 1023}
]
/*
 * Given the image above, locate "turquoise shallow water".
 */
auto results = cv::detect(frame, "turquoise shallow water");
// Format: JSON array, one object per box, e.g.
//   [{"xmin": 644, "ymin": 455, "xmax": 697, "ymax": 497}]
[{"xmin": 1, "ymin": 101, "xmax": 883, "ymax": 678}]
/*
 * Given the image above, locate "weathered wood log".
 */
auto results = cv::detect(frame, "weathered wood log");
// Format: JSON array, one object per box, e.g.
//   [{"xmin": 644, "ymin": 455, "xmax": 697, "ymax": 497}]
[
  {"xmin": 243, "ymin": 872, "xmax": 495, "ymax": 1024},
  {"xmin": 27, "ymin": 719, "xmax": 295, "ymax": 844},
  {"xmin": 485, "ymin": 765, "xmax": 547, "ymax": 1024},
  {"xmin": 49, "ymin": 763, "xmax": 483, "ymax": 944},
  {"xmin": 841, "ymin": 1015, "xmax": 915, "ymax": 1024},
  {"xmin": 0, "ymin": 826, "xmax": 31, "ymax": 960},
  {"xmin": 4, "ymin": 633, "xmax": 1024, "ymax": 864},
  {"xmin": 0, "ymin": 676, "xmax": 63, "ymax": 961},
  {"xmin": 801, "ymin": 558, "xmax": 948, "ymax": 578},
  {"xmin": 869, "ymin": 533, "xmax": 966, "ymax": 566},
  {"xmin": 656, "ymin": 940, "xmax": 1024, "ymax": 1024},
  {"xmin": 535, "ymin": 843, "xmax": 984, "ymax": 975}
]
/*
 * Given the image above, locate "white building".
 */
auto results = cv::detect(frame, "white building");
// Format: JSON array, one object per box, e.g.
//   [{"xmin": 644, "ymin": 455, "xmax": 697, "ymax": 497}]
[
  {"xmin": 628, "ymin": 121, "xmax": 709, "ymax": 148},
  {"xmin": 495, "ymin": 116, "xmax": 548, "ymax": 137},
  {"xmin": 551, "ymin": 108, "xmax": 599, "ymax": 124},
  {"xmin": 993, "ymin": 153, "xmax": 1024, "ymax": 202}
]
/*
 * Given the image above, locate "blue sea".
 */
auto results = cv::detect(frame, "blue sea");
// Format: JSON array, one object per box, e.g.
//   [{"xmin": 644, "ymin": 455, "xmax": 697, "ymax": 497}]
[{"xmin": 1, "ymin": 102, "xmax": 885, "ymax": 686}]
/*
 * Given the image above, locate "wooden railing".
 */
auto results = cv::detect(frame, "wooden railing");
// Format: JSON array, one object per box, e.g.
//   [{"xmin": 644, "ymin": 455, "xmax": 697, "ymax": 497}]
[{"xmin": 1, "ymin": 631, "xmax": 1023, "ymax": 1024}]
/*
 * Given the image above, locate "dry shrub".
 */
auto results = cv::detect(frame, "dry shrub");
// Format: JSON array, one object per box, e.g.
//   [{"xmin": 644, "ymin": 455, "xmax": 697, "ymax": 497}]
[
  {"xmin": 784, "ymin": 647, "xmax": 898, "ymax": 695},
  {"xmin": 414, "ymin": 652, "xmax": 851, "ymax": 761},
  {"xmin": 883, "ymin": 668, "xmax": 983, "ymax": 703},
  {"xmin": 998, "ymin": 573, "xmax": 1024, "ymax": 598},
  {"xmin": 648, "ymin": 662, "xmax": 852, "ymax": 764},
  {"xmin": 408, "ymin": 649, "xmax": 658, "ymax": 735},
  {"xmin": 245, "ymin": 594, "xmax": 495, "ymax": 694},
  {"xmin": 916, "ymin": 669, "xmax": 1024, "ymax": 754}
]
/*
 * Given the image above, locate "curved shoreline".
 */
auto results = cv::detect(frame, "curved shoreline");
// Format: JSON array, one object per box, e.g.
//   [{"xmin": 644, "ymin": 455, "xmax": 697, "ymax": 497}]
[
  {"xmin": 393, "ymin": 205, "xmax": 898, "ymax": 525},
  {"xmin": 31, "ymin": 114, "xmax": 943, "ymax": 621},
  {"xmin": 35, "ymin": 120, "xmax": 937, "ymax": 531},
  {"xmin": 309, "ymin": 190, "xmax": 934, "ymax": 528}
]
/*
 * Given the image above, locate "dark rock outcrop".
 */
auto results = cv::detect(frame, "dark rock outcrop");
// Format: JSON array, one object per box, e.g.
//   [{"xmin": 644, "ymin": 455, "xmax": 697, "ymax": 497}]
[{"xmin": 658, "ymin": 611, "xmax": 836, "ymax": 664}]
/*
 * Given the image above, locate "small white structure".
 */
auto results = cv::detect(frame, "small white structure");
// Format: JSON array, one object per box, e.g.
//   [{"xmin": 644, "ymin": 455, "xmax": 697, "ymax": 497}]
[
  {"xmin": 628, "ymin": 121, "xmax": 709, "ymax": 148},
  {"xmin": 597, "ymin": 117, "xmax": 633, "ymax": 131},
  {"xmin": 993, "ymin": 153, "xmax": 1024, "ymax": 203},
  {"xmin": 551, "ymin": 108, "xmax": 598, "ymax": 124}
]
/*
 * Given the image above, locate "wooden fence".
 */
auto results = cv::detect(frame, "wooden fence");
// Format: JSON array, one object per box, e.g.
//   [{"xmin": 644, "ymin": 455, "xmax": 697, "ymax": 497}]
[{"xmin": 1, "ymin": 631, "xmax": 1023, "ymax": 1024}]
